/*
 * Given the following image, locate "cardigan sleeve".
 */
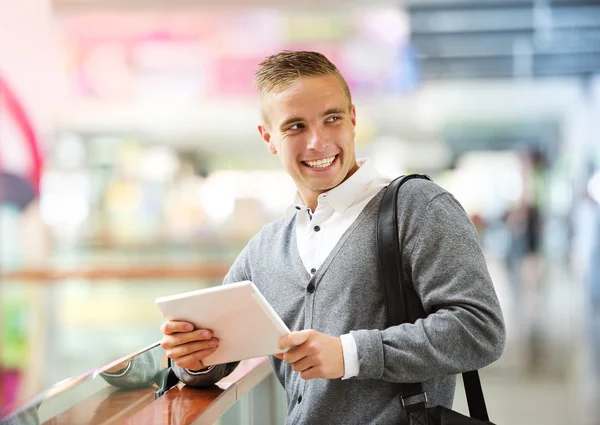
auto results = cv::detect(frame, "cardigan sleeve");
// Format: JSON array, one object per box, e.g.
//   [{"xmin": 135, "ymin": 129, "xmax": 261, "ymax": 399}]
[{"xmin": 351, "ymin": 191, "xmax": 505, "ymax": 382}]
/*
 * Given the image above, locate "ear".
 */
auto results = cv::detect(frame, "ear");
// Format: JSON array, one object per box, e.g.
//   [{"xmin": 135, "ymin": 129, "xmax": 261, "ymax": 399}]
[
  {"xmin": 350, "ymin": 104, "xmax": 357, "ymax": 130},
  {"xmin": 258, "ymin": 124, "xmax": 277, "ymax": 155}
]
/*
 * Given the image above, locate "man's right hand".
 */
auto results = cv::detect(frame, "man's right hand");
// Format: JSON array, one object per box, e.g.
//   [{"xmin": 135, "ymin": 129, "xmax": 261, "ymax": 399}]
[{"xmin": 160, "ymin": 320, "xmax": 219, "ymax": 371}]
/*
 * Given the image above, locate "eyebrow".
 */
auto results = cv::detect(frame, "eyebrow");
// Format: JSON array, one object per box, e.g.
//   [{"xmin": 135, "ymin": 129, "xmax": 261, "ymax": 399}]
[
  {"xmin": 279, "ymin": 108, "xmax": 347, "ymax": 131},
  {"xmin": 279, "ymin": 116, "xmax": 303, "ymax": 131},
  {"xmin": 323, "ymin": 108, "xmax": 346, "ymax": 116}
]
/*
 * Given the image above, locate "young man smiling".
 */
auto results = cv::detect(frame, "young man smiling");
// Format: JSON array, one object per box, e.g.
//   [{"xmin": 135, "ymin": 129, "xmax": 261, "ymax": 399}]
[
  {"xmin": 159, "ymin": 51, "xmax": 506, "ymax": 424},
  {"xmin": 257, "ymin": 71, "xmax": 359, "ymax": 213}
]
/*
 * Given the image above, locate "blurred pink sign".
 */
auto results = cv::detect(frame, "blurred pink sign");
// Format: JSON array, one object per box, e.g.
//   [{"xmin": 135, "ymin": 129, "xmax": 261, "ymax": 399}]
[{"xmin": 210, "ymin": 56, "xmax": 264, "ymax": 97}]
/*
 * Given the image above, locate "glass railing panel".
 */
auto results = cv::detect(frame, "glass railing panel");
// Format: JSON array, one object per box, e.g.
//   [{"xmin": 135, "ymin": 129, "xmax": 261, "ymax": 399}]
[
  {"xmin": 1, "ymin": 274, "xmax": 221, "ymax": 407},
  {"xmin": 217, "ymin": 370, "xmax": 287, "ymax": 425},
  {"xmin": 1, "ymin": 342, "xmax": 169, "ymax": 425}
]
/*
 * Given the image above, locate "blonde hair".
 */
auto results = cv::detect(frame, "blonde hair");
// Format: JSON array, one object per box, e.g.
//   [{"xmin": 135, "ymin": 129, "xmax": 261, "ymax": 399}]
[{"xmin": 254, "ymin": 50, "xmax": 352, "ymax": 124}]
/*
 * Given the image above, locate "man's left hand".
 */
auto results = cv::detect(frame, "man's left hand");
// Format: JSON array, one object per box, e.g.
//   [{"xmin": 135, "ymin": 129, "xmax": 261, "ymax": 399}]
[{"xmin": 274, "ymin": 330, "xmax": 344, "ymax": 380}]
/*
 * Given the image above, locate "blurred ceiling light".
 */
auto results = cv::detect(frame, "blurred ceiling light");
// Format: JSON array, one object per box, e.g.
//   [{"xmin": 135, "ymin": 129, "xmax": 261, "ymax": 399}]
[
  {"xmin": 361, "ymin": 8, "xmax": 410, "ymax": 45},
  {"xmin": 40, "ymin": 171, "xmax": 90, "ymax": 227},
  {"xmin": 453, "ymin": 151, "xmax": 524, "ymax": 215},
  {"xmin": 198, "ymin": 169, "xmax": 294, "ymax": 224},
  {"xmin": 588, "ymin": 171, "xmax": 600, "ymax": 204},
  {"xmin": 200, "ymin": 171, "xmax": 235, "ymax": 224},
  {"xmin": 138, "ymin": 146, "xmax": 179, "ymax": 183}
]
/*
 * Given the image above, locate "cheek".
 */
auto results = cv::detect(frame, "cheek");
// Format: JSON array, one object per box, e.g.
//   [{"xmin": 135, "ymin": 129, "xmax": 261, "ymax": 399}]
[
  {"xmin": 342, "ymin": 130, "xmax": 355, "ymax": 148},
  {"xmin": 330, "ymin": 125, "xmax": 352, "ymax": 141},
  {"xmin": 282, "ymin": 142, "xmax": 303, "ymax": 161},
  {"xmin": 278, "ymin": 147, "xmax": 297, "ymax": 167}
]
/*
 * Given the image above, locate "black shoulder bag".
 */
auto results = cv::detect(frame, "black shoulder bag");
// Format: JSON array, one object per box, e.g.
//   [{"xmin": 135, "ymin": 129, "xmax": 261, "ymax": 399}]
[{"xmin": 377, "ymin": 174, "xmax": 495, "ymax": 425}]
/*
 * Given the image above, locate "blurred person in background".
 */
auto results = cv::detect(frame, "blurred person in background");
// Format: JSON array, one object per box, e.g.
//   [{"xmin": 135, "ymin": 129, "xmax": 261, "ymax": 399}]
[
  {"xmin": 110, "ymin": 50, "xmax": 505, "ymax": 424},
  {"xmin": 521, "ymin": 148, "xmax": 546, "ymax": 292}
]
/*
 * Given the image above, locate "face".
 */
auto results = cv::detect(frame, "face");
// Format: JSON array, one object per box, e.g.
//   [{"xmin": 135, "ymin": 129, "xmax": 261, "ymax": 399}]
[{"xmin": 258, "ymin": 74, "xmax": 358, "ymax": 208}]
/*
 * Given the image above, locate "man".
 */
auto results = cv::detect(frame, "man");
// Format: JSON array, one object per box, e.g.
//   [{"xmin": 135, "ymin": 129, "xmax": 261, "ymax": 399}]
[{"xmin": 160, "ymin": 51, "xmax": 505, "ymax": 424}]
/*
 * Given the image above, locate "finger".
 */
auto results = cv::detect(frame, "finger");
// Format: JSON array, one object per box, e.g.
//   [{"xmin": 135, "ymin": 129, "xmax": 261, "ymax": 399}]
[
  {"xmin": 167, "ymin": 339, "xmax": 219, "ymax": 360},
  {"xmin": 278, "ymin": 330, "xmax": 311, "ymax": 350},
  {"xmin": 161, "ymin": 330, "xmax": 213, "ymax": 350},
  {"xmin": 173, "ymin": 347, "xmax": 218, "ymax": 370},
  {"xmin": 289, "ymin": 355, "xmax": 316, "ymax": 373},
  {"xmin": 283, "ymin": 346, "xmax": 309, "ymax": 365},
  {"xmin": 273, "ymin": 353, "xmax": 284, "ymax": 360},
  {"xmin": 300, "ymin": 367, "xmax": 319, "ymax": 380},
  {"xmin": 161, "ymin": 321, "xmax": 195, "ymax": 335}
]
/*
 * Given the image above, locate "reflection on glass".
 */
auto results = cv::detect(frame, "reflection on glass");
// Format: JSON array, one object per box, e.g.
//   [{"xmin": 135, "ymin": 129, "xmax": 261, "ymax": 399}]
[{"xmin": 1, "ymin": 341, "xmax": 169, "ymax": 425}]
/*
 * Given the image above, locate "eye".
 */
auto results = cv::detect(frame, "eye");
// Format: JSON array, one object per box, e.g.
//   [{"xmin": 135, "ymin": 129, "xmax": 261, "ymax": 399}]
[
  {"xmin": 326, "ymin": 115, "xmax": 342, "ymax": 123},
  {"xmin": 288, "ymin": 123, "xmax": 305, "ymax": 131}
]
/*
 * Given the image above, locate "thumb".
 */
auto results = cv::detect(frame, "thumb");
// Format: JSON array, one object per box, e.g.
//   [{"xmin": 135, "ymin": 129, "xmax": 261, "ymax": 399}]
[{"xmin": 278, "ymin": 330, "xmax": 311, "ymax": 350}]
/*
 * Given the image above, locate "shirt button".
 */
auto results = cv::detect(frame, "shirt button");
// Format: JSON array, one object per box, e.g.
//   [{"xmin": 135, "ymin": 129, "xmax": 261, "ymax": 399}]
[
  {"xmin": 314, "ymin": 225, "xmax": 321, "ymax": 232},
  {"xmin": 307, "ymin": 283, "xmax": 315, "ymax": 293},
  {"xmin": 310, "ymin": 268, "xmax": 316, "ymax": 274},
  {"xmin": 298, "ymin": 395, "xmax": 303, "ymax": 403}
]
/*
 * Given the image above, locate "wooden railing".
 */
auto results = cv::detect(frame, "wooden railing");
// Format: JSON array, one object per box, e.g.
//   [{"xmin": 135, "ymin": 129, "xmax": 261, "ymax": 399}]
[
  {"xmin": 5, "ymin": 357, "xmax": 277, "ymax": 425},
  {"xmin": 124, "ymin": 358, "xmax": 273, "ymax": 425}
]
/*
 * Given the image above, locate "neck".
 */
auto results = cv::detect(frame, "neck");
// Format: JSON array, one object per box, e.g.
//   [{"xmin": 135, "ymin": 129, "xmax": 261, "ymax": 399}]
[{"xmin": 299, "ymin": 191, "xmax": 319, "ymax": 213}]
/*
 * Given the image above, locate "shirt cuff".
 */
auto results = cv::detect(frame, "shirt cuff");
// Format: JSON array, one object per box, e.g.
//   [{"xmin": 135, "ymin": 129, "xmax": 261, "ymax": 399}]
[
  {"xmin": 340, "ymin": 333, "xmax": 359, "ymax": 379},
  {"xmin": 185, "ymin": 365, "xmax": 216, "ymax": 375}
]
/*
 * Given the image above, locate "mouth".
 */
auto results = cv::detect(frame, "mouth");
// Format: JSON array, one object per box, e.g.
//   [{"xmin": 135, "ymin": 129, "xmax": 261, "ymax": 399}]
[{"xmin": 302, "ymin": 154, "xmax": 337, "ymax": 169}]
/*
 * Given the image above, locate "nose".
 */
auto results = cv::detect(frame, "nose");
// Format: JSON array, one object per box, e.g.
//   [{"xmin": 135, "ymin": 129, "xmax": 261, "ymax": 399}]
[{"xmin": 307, "ymin": 126, "xmax": 329, "ymax": 151}]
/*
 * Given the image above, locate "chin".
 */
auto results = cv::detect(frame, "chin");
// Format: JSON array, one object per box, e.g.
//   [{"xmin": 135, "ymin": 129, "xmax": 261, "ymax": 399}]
[{"xmin": 312, "ymin": 179, "xmax": 345, "ymax": 192}]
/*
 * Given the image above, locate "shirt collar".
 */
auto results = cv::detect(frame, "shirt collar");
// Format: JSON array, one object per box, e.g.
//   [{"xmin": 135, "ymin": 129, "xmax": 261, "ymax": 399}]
[
  {"xmin": 285, "ymin": 158, "xmax": 379, "ymax": 224},
  {"xmin": 285, "ymin": 192, "xmax": 306, "ymax": 225}
]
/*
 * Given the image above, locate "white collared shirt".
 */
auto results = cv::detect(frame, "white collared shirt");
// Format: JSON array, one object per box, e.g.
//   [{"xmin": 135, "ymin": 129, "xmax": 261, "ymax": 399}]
[{"xmin": 285, "ymin": 158, "xmax": 391, "ymax": 379}]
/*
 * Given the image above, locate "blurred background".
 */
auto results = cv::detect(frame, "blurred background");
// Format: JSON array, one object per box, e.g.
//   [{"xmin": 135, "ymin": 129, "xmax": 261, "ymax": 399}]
[{"xmin": 1, "ymin": 0, "xmax": 599, "ymax": 423}]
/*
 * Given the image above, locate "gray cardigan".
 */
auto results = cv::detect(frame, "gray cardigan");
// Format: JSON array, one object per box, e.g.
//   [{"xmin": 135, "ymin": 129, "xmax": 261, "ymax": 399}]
[{"xmin": 174, "ymin": 179, "xmax": 505, "ymax": 425}]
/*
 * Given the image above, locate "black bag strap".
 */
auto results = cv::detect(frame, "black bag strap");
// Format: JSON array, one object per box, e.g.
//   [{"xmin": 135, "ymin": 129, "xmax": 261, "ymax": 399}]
[{"xmin": 377, "ymin": 174, "xmax": 490, "ymax": 422}]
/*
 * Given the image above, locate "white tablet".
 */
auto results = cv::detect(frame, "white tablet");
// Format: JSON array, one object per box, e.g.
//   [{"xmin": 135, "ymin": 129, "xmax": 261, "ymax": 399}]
[{"xmin": 155, "ymin": 281, "xmax": 290, "ymax": 366}]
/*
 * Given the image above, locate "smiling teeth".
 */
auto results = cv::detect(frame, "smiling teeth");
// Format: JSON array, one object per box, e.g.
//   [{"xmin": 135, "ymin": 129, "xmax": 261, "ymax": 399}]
[{"xmin": 306, "ymin": 156, "xmax": 335, "ymax": 168}]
